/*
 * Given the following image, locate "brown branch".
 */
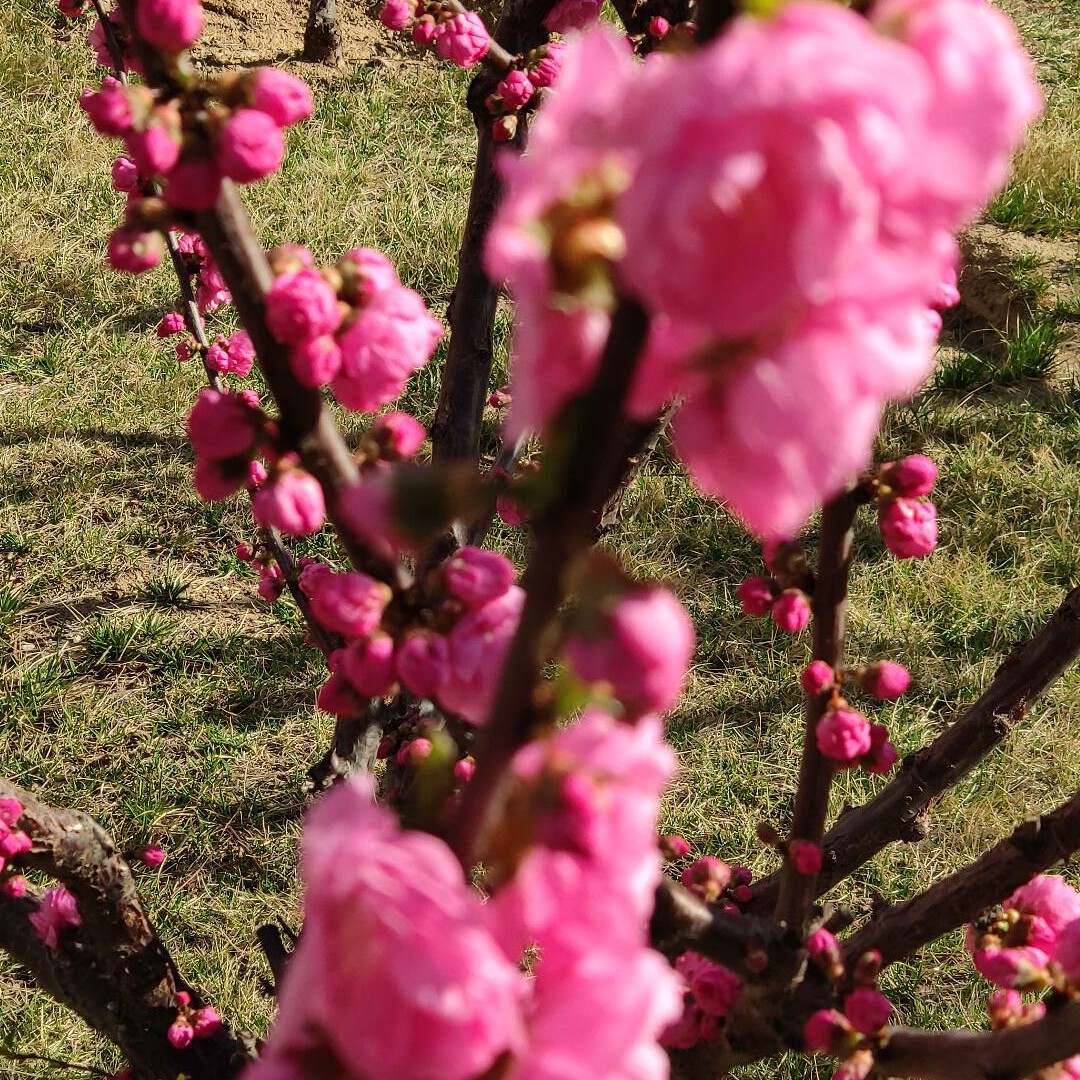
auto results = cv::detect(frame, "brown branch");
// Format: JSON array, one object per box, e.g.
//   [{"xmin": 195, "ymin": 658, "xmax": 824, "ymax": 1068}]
[
  {"xmin": 0, "ymin": 780, "xmax": 252, "ymax": 1079},
  {"xmin": 609, "ymin": 0, "xmax": 693, "ymax": 36},
  {"xmin": 842, "ymin": 789, "xmax": 1080, "ymax": 968},
  {"xmin": 774, "ymin": 490, "xmax": 862, "ymax": 931},
  {"xmin": 749, "ymin": 586, "xmax": 1080, "ymax": 915},
  {"xmin": 446, "ymin": 298, "xmax": 650, "ymax": 866},
  {"xmin": 0, "ymin": 1048, "xmax": 111, "ymax": 1078},
  {"xmin": 876, "ymin": 1000, "xmax": 1080, "ymax": 1080},
  {"xmin": 303, "ymin": 0, "xmax": 342, "ymax": 65}
]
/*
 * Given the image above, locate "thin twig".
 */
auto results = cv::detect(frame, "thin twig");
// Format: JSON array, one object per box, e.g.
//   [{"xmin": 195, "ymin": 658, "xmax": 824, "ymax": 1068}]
[{"xmin": 0, "ymin": 1048, "xmax": 112, "ymax": 1078}]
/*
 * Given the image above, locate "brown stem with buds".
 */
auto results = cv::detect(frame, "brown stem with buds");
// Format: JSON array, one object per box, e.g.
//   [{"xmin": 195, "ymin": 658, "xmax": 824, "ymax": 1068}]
[
  {"xmin": 842, "ymin": 788, "xmax": 1080, "ymax": 968},
  {"xmin": 877, "ymin": 1000, "xmax": 1080, "ymax": 1080},
  {"xmin": 447, "ymin": 298, "xmax": 650, "ymax": 867},
  {"xmin": 0, "ymin": 780, "xmax": 252, "ymax": 1079},
  {"xmin": 774, "ymin": 489, "xmax": 862, "ymax": 931},
  {"xmin": 749, "ymin": 585, "xmax": 1080, "ymax": 915}
]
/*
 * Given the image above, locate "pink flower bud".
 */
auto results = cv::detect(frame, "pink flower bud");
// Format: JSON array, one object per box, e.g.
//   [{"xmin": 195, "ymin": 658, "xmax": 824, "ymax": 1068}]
[
  {"xmin": 661, "ymin": 834, "xmax": 691, "ymax": 860},
  {"xmin": 307, "ymin": 571, "xmax": 391, "ymax": 638},
  {"xmin": 496, "ymin": 495, "xmax": 524, "ymax": 527},
  {"xmin": 252, "ymin": 470, "xmax": 326, "ymax": 536},
  {"xmin": 816, "ymin": 707, "xmax": 872, "ymax": 763},
  {"xmin": 266, "ymin": 269, "xmax": 342, "ymax": 344},
  {"xmin": 337, "ymin": 634, "xmax": 397, "ymax": 697},
  {"xmin": 434, "ymin": 11, "xmax": 489, "ymax": 67},
  {"xmin": 167, "ymin": 1016, "xmax": 195, "ymax": 1049},
  {"xmin": 680, "ymin": 856, "xmax": 732, "ymax": 902},
  {"xmin": 156, "ymin": 312, "xmax": 185, "ymax": 337},
  {"xmin": 163, "ymin": 158, "xmax": 222, "ymax": 211},
  {"xmin": 488, "ymin": 386, "xmax": 511, "ymax": 409},
  {"xmin": 108, "ymin": 227, "xmax": 164, "ymax": 274},
  {"xmin": 0, "ymin": 800, "xmax": 25, "ymax": 826},
  {"xmin": 832, "ymin": 1051, "xmax": 874, "ymax": 1080},
  {"xmin": 379, "ymin": 0, "xmax": 412, "ymax": 29},
  {"xmin": 864, "ymin": 724, "xmax": 898, "ymax": 775},
  {"xmin": 648, "ymin": 14, "xmax": 670, "ymax": 36},
  {"xmin": 879, "ymin": 498, "xmax": 937, "ymax": 559},
  {"xmin": 737, "ymin": 576, "xmax": 773, "ymax": 615},
  {"xmin": 395, "ymin": 631, "xmax": 451, "ymax": 699},
  {"xmin": 491, "ymin": 115, "xmax": 518, "ymax": 143},
  {"xmin": 1, "ymin": 875, "xmax": 27, "ymax": 897},
  {"xmin": 217, "ymin": 108, "xmax": 285, "ymax": 183},
  {"xmin": 930, "ymin": 270, "xmax": 960, "ymax": 310},
  {"xmin": 771, "ymin": 589, "xmax": 811, "ymax": 632},
  {"xmin": 290, "ymin": 335, "xmax": 343, "ymax": 387},
  {"xmin": 987, "ymin": 988, "xmax": 1023, "ymax": 1027},
  {"xmin": 453, "ymin": 757, "xmax": 476, "ymax": 782},
  {"xmin": 803, "ymin": 1009, "xmax": 849, "ymax": 1054},
  {"xmin": 206, "ymin": 340, "xmax": 230, "ymax": 374},
  {"xmin": 528, "ymin": 41, "xmax": 565, "ymax": 87},
  {"xmin": 111, "ymin": 155, "xmax": 140, "ymax": 192},
  {"xmin": 193, "ymin": 458, "xmax": 248, "ymax": 501},
  {"xmin": 249, "ymin": 68, "xmax": 313, "ymax": 127},
  {"xmin": 444, "ymin": 547, "xmax": 515, "ymax": 606},
  {"xmin": 139, "ymin": 845, "xmax": 166, "ymax": 868},
  {"xmin": 369, "ymin": 412, "xmax": 425, "ymax": 460},
  {"xmin": 136, "ymin": 0, "xmax": 204, "ymax": 52},
  {"xmin": 497, "ymin": 70, "xmax": 534, "ymax": 110},
  {"xmin": 883, "ymin": 454, "xmax": 938, "ymax": 497},
  {"xmin": 1057, "ymin": 918, "xmax": 1080, "ymax": 983},
  {"xmin": 0, "ymin": 829, "xmax": 31, "ymax": 858},
  {"xmin": 340, "ymin": 247, "xmax": 400, "ymax": 298},
  {"xmin": 124, "ymin": 124, "xmax": 181, "ymax": 177},
  {"xmin": 192, "ymin": 1006, "xmax": 222, "ymax": 1038},
  {"xmin": 59, "ymin": 0, "xmax": 87, "ymax": 17},
  {"xmin": 860, "ymin": 661, "xmax": 910, "ymax": 700},
  {"xmin": 248, "ymin": 458, "xmax": 268, "ymax": 486},
  {"xmin": 187, "ymin": 388, "xmax": 261, "ymax": 461},
  {"xmin": 235, "ymin": 542, "xmax": 253, "ymax": 561},
  {"xmin": 395, "ymin": 737, "xmax": 433, "ymax": 766},
  {"xmin": 691, "ymin": 962, "xmax": 741, "ymax": 1017},
  {"xmin": 28, "ymin": 885, "xmax": 81, "ymax": 949},
  {"xmin": 79, "ymin": 79, "xmax": 133, "ymax": 136},
  {"xmin": 843, "ymin": 987, "xmax": 892, "ymax": 1034},
  {"xmin": 801, "ymin": 660, "xmax": 834, "ymax": 696},
  {"xmin": 806, "ymin": 927, "xmax": 840, "ymax": 963},
  {"xmin": 789, "ymin": 839, "xmax": 823, "ymax": 875},
  {"xmin": 225, "ymin": 330, "xmax": 255, "ymax": 377},
  {"xmin": 412, "ymin": 15, "xmax": 437, "ymax": 44}
]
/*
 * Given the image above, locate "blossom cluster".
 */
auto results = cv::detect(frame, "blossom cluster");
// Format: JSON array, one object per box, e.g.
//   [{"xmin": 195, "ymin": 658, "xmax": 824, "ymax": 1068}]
[
  {"xmin": 868, "ymin": 454, "xmax": 939, "ymax": 559},
  {"xmin": 29, "ymin": 885, "xmax": 83, "ymax": 949},
  {"xmin": 250, "ymin": 714, "xmax": 681, "ymax": 1080},
  {"xmin": 167, "ymin": 991, "xmax": 223, "ymax": 1048},
  {"xmin": 660, "ymin": 951, "xmax": 742, "ymax": 1049},
  {"xmin": 486, "ymin": 3, "xmax": 1039, "ymax": 539},
  {"xmin": 0, "ymin": 797, "xmax": 31, "ymax": 878},
  {"xmin": 379, "ymin": 1, "xmax": 490, "ymax": 68}
]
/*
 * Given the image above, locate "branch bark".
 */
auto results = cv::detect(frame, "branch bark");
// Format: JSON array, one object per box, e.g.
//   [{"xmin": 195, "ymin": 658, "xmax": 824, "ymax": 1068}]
[
  {"xmin": 303, "ymin": 0, "xmax": 342, "ymax": 65},
  {"xmin": 842, "ymin": 789, "xmax": 1080, "ymax": 968},
  {"xmin": 0, "ymin": 780, "xmax": 253, "ymax": 1079},
  {"xmin": 876, "ymin": 1000, "xmax": 1080, "ymax": 1080},
  {"xmin": 749, "ymin": 586, "xmax": 1080, "ymax": 915},
  {"xmin": 774, "ymin": 490, "xmax": 862, "ymax": 931}
]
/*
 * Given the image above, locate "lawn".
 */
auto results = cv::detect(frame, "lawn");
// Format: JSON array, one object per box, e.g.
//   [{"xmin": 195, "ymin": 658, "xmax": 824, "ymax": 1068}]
[{"xmin": 0, "ymin": 0, "xmax": 1078, "ymax": 1075}]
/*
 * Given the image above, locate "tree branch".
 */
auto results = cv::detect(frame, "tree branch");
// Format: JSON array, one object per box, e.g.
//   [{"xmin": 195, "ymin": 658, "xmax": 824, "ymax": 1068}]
[
  {"xmin": 749, "ymin": 586, "xmax": 1080, "ymax": 914},
  {"xmin": 876, "ymin": 1000, "xmax": 1080, "ymax": 1080},
  {"xmin": 0, "ymin": 780, "xmax": 252, "ymax": 1079},
  {"xmin": 842, "ymin": 789, "xmax": 1080, "ymax": 968},
  {"xmin": 774, "ymin": 490, "xmax": 862, "ymax": 931}
]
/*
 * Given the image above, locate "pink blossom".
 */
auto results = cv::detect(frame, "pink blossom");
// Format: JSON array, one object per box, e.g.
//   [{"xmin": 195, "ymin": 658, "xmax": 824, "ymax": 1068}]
[
  {"xmin": 1, "ymin": 876, "xmax": 27, "ymax": 898},
  {"xmin": 680, "ymin": 856, "xmax": 732, "ymax": 902},
  {"xmin": 192, "ymin": 1006, "xmax": 222, "ymax": 1039},
  {"xmin": 971, "ymin": 944, "xmax": 1050, "ymax": 989},
  {"xmin": 883, "ymin": 454, "xmax": 938, "ymax": 497},
  {"xmin": 248, "ymin": 458, "xmax": 268, "ymax": 486},
  {"xmin": 163, "ymin": 158, "xmax": 222, "ymax": 211},
  {"xmin": 290, "ymin": 335, "xmax": 343, "ymax": 387},
  {"xmin": 379, "ymin": 0, "xmax": 413, "ymax": 29},
  {"xmin": 29, "ymin": 885, "xmax": 81, "ymax": 949},
  {"xmin": 816, "ymin": 707, "xmax": 872, "ymax": 763},
  {"xmin": 789, "ymin": 840, "xmax": 823, "ymax": 875},
  {"xmin": 801, "ymin": 661, "xmax": 834, "ymax": 696},
  {"xmin": 225, "ymin": 330, "xmax": 255, "ymax": 376},
  {"xmin": 528, "ymin": 41, "xmax": 566, "ymax": 87},
  {"xmin": 1009, "ymin": 876, "xmax": 1080, "ymax": 937},
  {"xmin": 497, "ymin": 495, "xmax": 525, "ymax": 527},
  {"xmin": 217, "ymin": 108, "xmax": 285, "ymax": 183},
  {"xmin": 317, "ymin": 671, "xmax": 364, "ymax": 716},
  {"xmin": 0, "ymin": 799, "xmax": 24, "ymax": 827},
  {"xmin": 136, "ymin": 0, "xmax": 204, "ymax": 51},
  {"xmin": 844, "ymin": 987, "xmax": 891, "ymax": 1034},
  {"xmin": 497, "ymin": 70, "xmax": 534, "ymax": 110},
  {"xmin": 59, "ymin": 0, "xmax": 87, "ymax": 17},
  {"xmin": 340, "ymin": 247, "xmax": 401, "ymax": 298},
  {"xmin": 111, "ymin": 155, "xmax": 140, "ymax": 192},
  {"xmin": 439, "ymin": 587, "xmax": 525, "ymax": 725},
  {"xmin": 930, "ymin": 270, "xmax": 961, "ymax": 310},
  {"xmin": 369, "ymin": 412, "xmax": 425, "ymax": 459},
  {"xmin": 396, "ymin": 737, "xmax": 433, "ymax": 766},
  {"xmin": 832, "ymin": 1051, "xmax": 874, "ymax": 1080},
  {"xmin": 648, "ymin": 15, "xmax": 669, "ymax": 37},
  {"xmin": 336, "ymin": 634, "xmax": 396, "ymax": 697},
  {"xmin": 266, "ymin": 269, "xmax": 342, "ymax": 344},
  {"xmin": 690, "ymin": 961, "xmax": 741, "ymax": 1017},
  {"xmin": 444, "ymin": 547, "xmax": 515, "ymax": 606},
  {"xmin": 333, "ymin": 285, "xmax": 443, "ymax": 412},
  {"xmin": 235, "ymin": 542, "xmax": 252, "ymax": 562},
  {"xmin": 252, "ymin": 469, "xmax": 326, "ymax": 535},
  {"xmin": 79, "ymin": 79, "xmax": 133, "ymax": 136},
  {"xmin": 804, "ymin": 1009, "xmax": 848, "ymax": 1054},
  {"xmin": 661, "ymin": 834, "xmax": 691, "ymax": 859},
  {"xmin": 395, "ymin": 631, "xmax": 451, "ymax": 699},
  {"xmin": 806, "ymin": 927, "xmax": 840, "ymax": 964},
  {"xmin": 139, "ymin": 845, "xmax": 166, "ymax": 868},
  {"xmin": 859, "ymin": 660, "xmax": 910, "ymax": 700},
  {"xmin": 186, "ymin": 388, "xmax": 261, "ymax": 460},
  {"xmin": 156, "ymin": 312, "xmax": 185, "ymax": 337},
  {"xmin": 1056, "ymin": 918, "xmax": 1080, "ymax": 984},
  {"xmin": 879, "ymin": 497, "xmax": 938, "ymax": 558},
  {"xmin": 338, "ymin": 472, "xmax": 410, "ymax": 559},
  {"xmin": 864, "ymin": 723, "xmax": 899, "ymax": 775},
  {"xmin": 108, "ymin": 227, "xmax": 163, "ymax": 274},
  {"xmin": 167, "ymin": 1016, "xmax": 194, "ymax": 1049},
  {"xmin": 250, "ymin": 777, "xmax": 526, "ymax": 1080},
  {"xmin": 124, "ymin": 123, "xmax": 181, "ymax": 177},
  {"xmin": 737, "ymin": 576, "xmax": 774, "ymax": 615},
  {"xmin": 249, "ymin": 68, "xmax": 313, "ymax": 127},
  {"xmin": 454, "ymin": 757, "xmax": 476, "ymax": 782},
  {"xmin": 0, "ymin": 824, "xmax": 31, "ymax": 860},
  {"xmin": 660, "ymin": 1003, "xmax": 704, "ymax": 1050},
  {"xmin": 412, "ymin": 15, "xmax": 437, "ymax": 45},
  {"xmin": 771, "ymin": 589, "xmax": 811, "ymax": 633},
  {"xmin": 306, "ymin": 571, "xmax": 391, "ymax": 638},
  {"xmin": 564, "ymin": 586, "xmax": 695, "ymax": 717},
  {"xmin": 543, "ymin": 0, "xmax": 601, "ymax": 33},
  {"xmin": 193, "ymin": 457, "xmax": 248, "ymax": 501},
  {"xmin": 433, "ymin": 12, "xmax": 489, "ymax": 68}
]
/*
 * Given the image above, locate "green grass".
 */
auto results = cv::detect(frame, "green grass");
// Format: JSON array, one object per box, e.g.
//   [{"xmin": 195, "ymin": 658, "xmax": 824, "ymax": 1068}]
[{"xmin": 2, "ymin": 0, "xmax": 1080, "ymax": 1076}]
